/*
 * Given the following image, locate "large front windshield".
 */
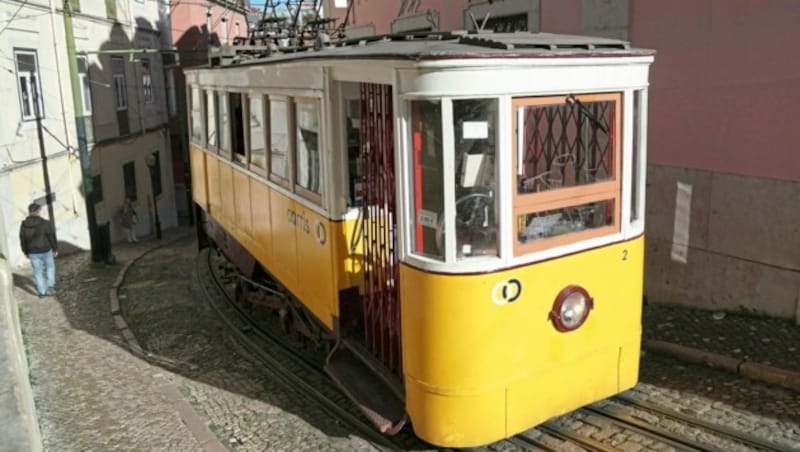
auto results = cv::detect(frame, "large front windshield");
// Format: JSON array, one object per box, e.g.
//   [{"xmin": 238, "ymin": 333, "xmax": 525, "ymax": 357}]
[{"xmin": 453, "ymin": 98, "xmax": 498, "ymax": 259}]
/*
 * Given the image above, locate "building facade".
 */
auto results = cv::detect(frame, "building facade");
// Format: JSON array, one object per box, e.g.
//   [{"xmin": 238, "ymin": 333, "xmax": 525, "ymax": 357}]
[
  {"xmin": 169, "ymin": 0, "xmax": 248, "ymax": 224},
  {"xmin": 326, "ymin": 0, "xmax": 800, "ymax": 321},
  {"xmin": 0, "ymin": 0, "xmax": 178, "ymax": 268}
]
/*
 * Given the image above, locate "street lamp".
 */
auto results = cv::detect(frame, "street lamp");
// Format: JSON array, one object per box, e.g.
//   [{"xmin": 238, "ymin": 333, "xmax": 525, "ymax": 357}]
[{"xmin": 144, "ymin": 154, "xmax": 162, "ymax": 240}]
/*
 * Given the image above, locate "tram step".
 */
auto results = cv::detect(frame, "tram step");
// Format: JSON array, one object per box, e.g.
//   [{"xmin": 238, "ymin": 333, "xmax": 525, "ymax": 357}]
[{"xmin": 324, "ymin": 340, "xmax": 407, "ymax": 435}]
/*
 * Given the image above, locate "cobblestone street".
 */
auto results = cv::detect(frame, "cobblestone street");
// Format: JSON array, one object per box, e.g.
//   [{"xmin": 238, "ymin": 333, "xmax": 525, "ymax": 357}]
[
  {"xmin": 16, "ymin": 229, "xmax": 376, "ymax": 451},
  {"xmin": 13, "ymin": 229, "xmax": 800, "ymax": 451}
]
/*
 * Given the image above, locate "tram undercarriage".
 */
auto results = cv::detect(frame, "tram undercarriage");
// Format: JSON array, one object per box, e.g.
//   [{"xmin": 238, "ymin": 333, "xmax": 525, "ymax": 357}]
[{"xmin": 198, "ymin": 209, "xmax": 408, "ymax": 434}]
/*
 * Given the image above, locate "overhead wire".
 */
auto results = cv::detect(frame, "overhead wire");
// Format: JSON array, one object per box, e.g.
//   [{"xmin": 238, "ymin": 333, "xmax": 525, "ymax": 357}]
[{"xmin": 0, "ymin": 0, "xmax": 29, "ymax": 36}]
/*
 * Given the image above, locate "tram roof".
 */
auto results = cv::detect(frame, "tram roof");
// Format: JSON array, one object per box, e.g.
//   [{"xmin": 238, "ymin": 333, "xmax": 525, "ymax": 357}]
[{"xmin": 205, "ymin": 31, "xmax": 655, "ymax": 69}]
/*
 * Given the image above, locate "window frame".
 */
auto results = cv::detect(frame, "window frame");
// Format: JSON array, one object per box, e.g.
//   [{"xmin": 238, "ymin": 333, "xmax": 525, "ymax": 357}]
[
  {"xmin": 77, "ymin": 55, "xmax": 92, "ymax": 115},
  {"xmin": 268, "ymin": 95, "xmax": 293, "ymax": 190},
  {"xmin": 205, "ymin": 89, "xmax": 218, "ymax": 151},
  {"xmin": 14, "ymin": 49, "xmax": 44, "ymax": 121},
  {"xmin": 451, "ymin": 97, "xmax": 501, "ymax": 261},
  {"xmin": 189, "ymin": 85, "xmax": 204, "ymax": 145},
  {"xmin": 113, "ymin": 74, "xmax": 127, "ymax": 111},
  {"xmin": 216, "ymin": 91, "xmax": 231, "ymax": 159},
  {"xmin": 229, "ymin": 91, "xmax": 247, "ymax": 166},
  {"xmin": 245, "ymin": 92, "xmax": 268, "ymax": 177},
  {"xmin": 511, "ymin": 92, "xmax": 622, "ymax": 256},
  {"xmin": 293, "ymin": 96, "xmax": 323, "ymax": 206},
  {"xmin": 141, "ymin": 57, "xmax": 154, "ymax": 104}
]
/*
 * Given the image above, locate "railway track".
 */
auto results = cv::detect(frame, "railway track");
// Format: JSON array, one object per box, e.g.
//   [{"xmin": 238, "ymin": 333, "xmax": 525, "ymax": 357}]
[
  {"xmin": 197, "ymin": 248, "xmax": 434, "ymax": 451},
  {"xmin": 604, "ymin": 393, "xmax": 793, "ymax": 451},
  {"xmin": 198, "ymin": 248, "xmax": 793, "ymax": 452}
]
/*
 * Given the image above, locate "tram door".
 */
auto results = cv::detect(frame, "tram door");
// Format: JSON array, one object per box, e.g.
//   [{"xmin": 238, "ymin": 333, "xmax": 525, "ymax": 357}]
[{"xmin": 359, "ymin": 83, "xmax": 401, "ymax": 374}]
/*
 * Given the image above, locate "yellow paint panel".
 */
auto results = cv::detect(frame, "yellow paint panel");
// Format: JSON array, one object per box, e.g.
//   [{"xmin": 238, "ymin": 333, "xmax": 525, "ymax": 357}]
[
  {"xmin": 268, "ymin": 191, "xmax": 297, "ymax": 290},
  {"xmin": 249, "ymin": 180, "xmax": 272, "ymax": 264},
  {"xmin": 189, "ymin": 146, "xmax": 207, "ymax": 209},
  {"xmin": 205, "ymin": 156, "xmax": 221, "ymax": 217},
  {"xmin": 292, "ymin": 205, "xmax": 336, "ymax": 329},
  {"xmin": 505, "ymin": 345, "xmax": 622, "ymax": 436},
  {"xmin": 219, "ymin": 163, "xmax": 235, "ymax": 225},
  {"xmin": 401, "ymin": 237, "xmax": 644, "ymax": 447},
  {"xmin": 233, "ymin": 169, "xmax": 252, "ymax": 236},
  {"xmin": 405, "ymin": 377, "xmax": 505, "ymax": 448}
]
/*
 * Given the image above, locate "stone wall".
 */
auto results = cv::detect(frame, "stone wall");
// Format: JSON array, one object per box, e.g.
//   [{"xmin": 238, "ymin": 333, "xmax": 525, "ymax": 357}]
[{"xmin": 644, "ymin": 165, "xmax": 800, "ymax": 322}]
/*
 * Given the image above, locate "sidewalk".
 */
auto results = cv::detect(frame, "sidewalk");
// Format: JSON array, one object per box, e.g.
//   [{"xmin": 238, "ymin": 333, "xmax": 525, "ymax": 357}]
[
  {"xmin": 643, "ymin": 303, "xmax": 800, "ymax": 392},
  {"xmin": 0, "ymin": 256, "xmax": 41, "ymax": 452}
]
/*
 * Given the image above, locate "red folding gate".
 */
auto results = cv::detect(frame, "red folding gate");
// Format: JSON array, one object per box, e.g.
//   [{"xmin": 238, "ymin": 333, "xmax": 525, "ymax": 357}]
[{"xmin": 360, "ymin": 83, "xmax": 401, "ymax": 374}]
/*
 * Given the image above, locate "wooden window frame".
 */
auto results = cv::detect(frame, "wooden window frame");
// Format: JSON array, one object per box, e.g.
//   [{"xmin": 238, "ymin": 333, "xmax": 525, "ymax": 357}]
[
  {"xmin": 268, "ymin": 95, "xmax": 293, "ymax": 190},
  {"xmin": 293, "ymin": 97, "xmax": 323, "ymax": 206},
  {"xmin": 511, "ymin": 92, "xmax": 622, "ymax": 256},
  {"xmin": 205, "ymin": 89, "xmax": 218, "ymax": 152},
  {"xmin": 217, "ymin": 91, "xmax": 232, "ymax": 160},
  {"xmin": 188, "ymin": 85, "xmax": 204, "ymax": 146},
  {"xmin": 14, "ymin": 49, "xmax": 44, "ymax": 121},
  {"xmin": 229, "ymin": 91, "xmax": 247, "ymax": 166},
  {"xmin": 245, "ymin": 92, "xmax": 268, "ymax": 177}
]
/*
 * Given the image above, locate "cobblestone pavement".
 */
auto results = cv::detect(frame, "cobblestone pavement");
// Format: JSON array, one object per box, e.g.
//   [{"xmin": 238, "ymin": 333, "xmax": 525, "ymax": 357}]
[
  {"xmin": 15, "ymin": 228, "xmax": 375, "ymax": 451},
  {"xmin": 14, "ymin": 229, "xmax": 800, "ymax": 451},
  {"xmin": 120, "ymin": 232, "xmax": 377, "ymax": 451},
  {"xmin": 643, "ymin": 303, "xmax": 800, "ymax": 373}
]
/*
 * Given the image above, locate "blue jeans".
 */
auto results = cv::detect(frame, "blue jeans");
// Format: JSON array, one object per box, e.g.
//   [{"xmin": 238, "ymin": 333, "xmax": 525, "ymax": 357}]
[{"xmin": 29, "ymin": 250, "xmax": 55, "ymax": 296}]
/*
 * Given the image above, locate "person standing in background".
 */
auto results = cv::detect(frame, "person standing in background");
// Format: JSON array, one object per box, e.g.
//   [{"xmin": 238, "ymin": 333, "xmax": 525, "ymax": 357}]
[
  {"xmin": 119, "ymin": 197, "xmax": 138, "ymax": 243},
  {"xmin": 19, "ymin": 203, "xmax": 58, "ymax": 298}
]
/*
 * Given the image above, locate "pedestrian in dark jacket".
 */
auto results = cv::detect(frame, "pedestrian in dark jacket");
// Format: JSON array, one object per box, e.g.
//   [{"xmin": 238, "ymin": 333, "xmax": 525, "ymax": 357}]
[{"xmin": 19, "ymin": 203, "xmax": 58, "ymax": 298}]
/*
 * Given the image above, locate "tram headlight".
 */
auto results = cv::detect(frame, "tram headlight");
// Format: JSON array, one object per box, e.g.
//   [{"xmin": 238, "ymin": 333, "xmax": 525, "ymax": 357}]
[{"xmin": 549, "ymin": 286, "xmax": 594, "ymax": 332}]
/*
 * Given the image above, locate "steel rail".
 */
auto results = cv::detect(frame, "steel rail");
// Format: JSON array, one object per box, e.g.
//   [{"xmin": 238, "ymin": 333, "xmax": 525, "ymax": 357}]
[
  {"xmin": 506, "ymin": 434, "xmax": 562, "ymax": 452},
  {"xmin": 537, "ymin": 423, "xmax": 617, "ymax": 452},
  {"xmin": 613, "ymin": 394, "xmax": 792, "ymax": 452},
  {"xmin": 582, "ymin": 405, "xmax": 711, "ymax": 452}
]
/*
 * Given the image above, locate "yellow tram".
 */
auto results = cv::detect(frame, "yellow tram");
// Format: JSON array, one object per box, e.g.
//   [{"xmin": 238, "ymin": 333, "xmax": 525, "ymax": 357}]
[{"xmin": 186, "ymin": 31, "xmax": 654, "ymax": 447}]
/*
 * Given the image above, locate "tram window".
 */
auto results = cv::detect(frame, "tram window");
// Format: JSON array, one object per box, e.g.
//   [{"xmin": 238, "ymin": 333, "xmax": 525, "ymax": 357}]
[
  {"xmin": 217, "ymin": 92, "xmax": 230, "ymax": 155},
  {"xmin": 452, "ymin": 98, "xmax": 498, "ymax": 259},
  {"xmin": 517, "ymin": 199, "xmax": 615, "ymax": 243},
  {"xmin": 230, "ymin": 93, "xmax": 246, "ymax": 163},
  {"xmin": 269, "ymin": 97, "xmax": 291, "ymax": 184},
  {"xmin": 248, "ymin": 94, "xmax": 267, "ymax": 171},
  {"xmin": 346, "ymin": 99, "xmax": 362, "ymax": 207},
  {"xmin": 411, "ymin": 99, "xmax": 444, "ymax": 260},
  {"xmin": 295, "ymin": 99, "xmax": 321, "ymax": 200},
  {"xmin": 631, "ymin": 90, "xmax": 644, "ymax": 223},
  {"xmin": 206, "ymin": 90, "xmax": 217, "ymax": 149},
  {"xmin": 512, "ymin": 93, "xmax": 621, "ymax": 255},
  {"xmin": 517, "ymin": 96, "xmax": 616, "ymax": 195},
  {"xmin": 190, "ymin": 86, "xmax": 202, "ymax": 143}
]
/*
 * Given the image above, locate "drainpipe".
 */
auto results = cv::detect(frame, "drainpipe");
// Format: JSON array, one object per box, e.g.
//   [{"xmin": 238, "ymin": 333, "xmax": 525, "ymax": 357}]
[{"xmin": 63, "ymin": 0, "xmax": 101, "ymax": 262}]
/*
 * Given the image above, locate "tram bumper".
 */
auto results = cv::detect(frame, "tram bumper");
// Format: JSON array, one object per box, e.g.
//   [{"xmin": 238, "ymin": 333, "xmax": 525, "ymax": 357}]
[{"xmin": 404, "ymin": 340, "xmax": 640, "ymax": 447}]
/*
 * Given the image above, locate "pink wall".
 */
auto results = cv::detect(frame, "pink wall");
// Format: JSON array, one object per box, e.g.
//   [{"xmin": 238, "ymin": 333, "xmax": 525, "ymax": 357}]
[
  {"xmin": 539, "ymin": 0, "xmax": 581, "ymax": 35},
  {"xmin": 326, "ymin": 0, "xmax": 800, "ymax": 182},
  {"xmin": 172, "ymin": 2, "xmax": 248, "ymax": 48},
  {"xmin": 630, "ymin": 0, "xmax": 800, "ymax": 182},
  {"xmin": 327, "ymin": 0, "xmax": 468, "ymax": 34}
]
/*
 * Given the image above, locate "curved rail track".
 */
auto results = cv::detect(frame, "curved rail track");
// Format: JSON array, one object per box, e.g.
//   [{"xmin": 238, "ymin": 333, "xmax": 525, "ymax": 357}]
[
  {"xmin": 197, "ymin": 248, "xmax": 792, "ymax": 452},
  {"xmin": 197, "ymin": 248, "xmax": 435, "ymax": 451}
]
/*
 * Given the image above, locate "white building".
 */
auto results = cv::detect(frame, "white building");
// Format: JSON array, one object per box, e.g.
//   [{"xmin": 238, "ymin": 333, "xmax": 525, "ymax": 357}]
[{"xmin": 0, "ymin": 0, "xmax": 178, "ymax": 268}]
